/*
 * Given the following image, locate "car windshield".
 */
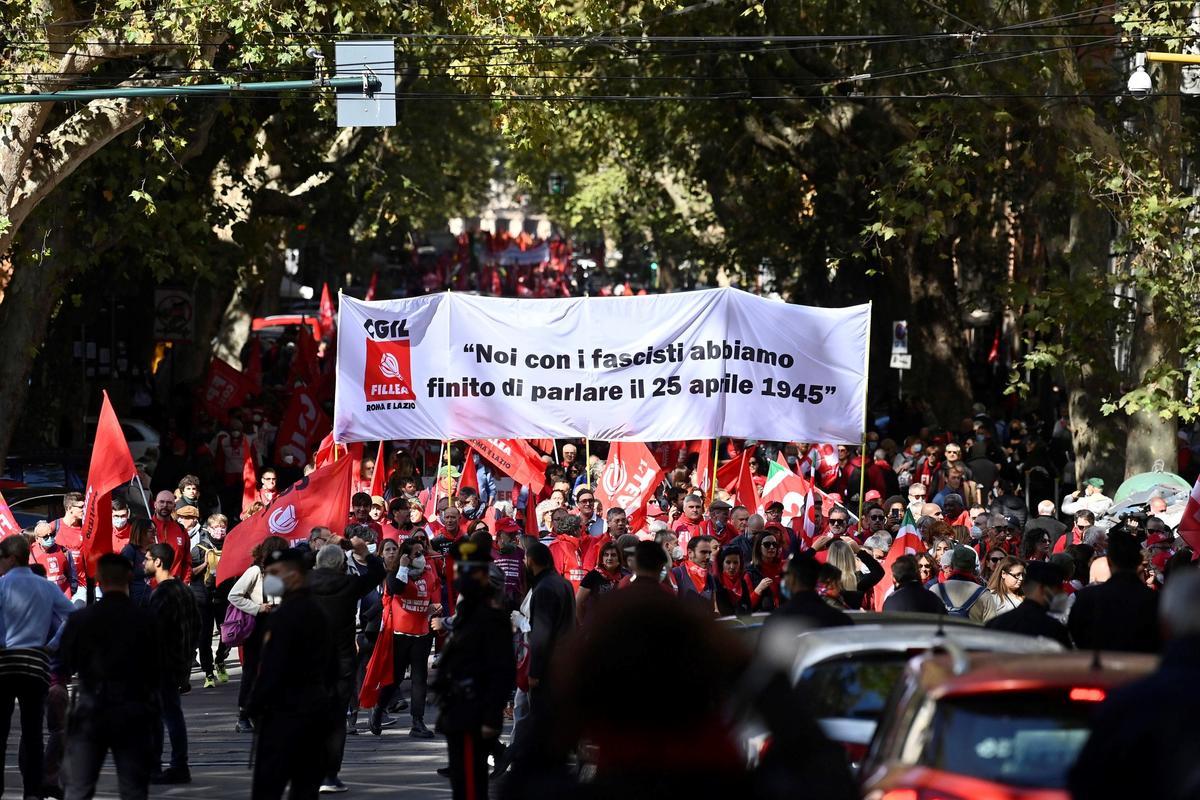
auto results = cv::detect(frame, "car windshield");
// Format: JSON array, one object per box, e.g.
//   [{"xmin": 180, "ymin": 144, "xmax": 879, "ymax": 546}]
[
  {"xmin": 922, "ymin": 690, "xmax": 1097, "ymax": 789},
  {"xmin": 800, "ymin": 652, "xmax": 909, "ymax": 720}
]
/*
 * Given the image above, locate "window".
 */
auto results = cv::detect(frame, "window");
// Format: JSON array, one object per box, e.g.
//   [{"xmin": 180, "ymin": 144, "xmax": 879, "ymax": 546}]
[
  {"xmin": 800, "ymin": 652, "xmax": 911, "ymax": 721},
  {"xmin": 920, "ymin": 691, "xmax": 1097, "ymax": 789}
]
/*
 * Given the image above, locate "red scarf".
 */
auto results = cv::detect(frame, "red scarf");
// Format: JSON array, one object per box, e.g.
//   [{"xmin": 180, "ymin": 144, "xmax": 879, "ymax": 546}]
[
  {"xmin": 683, "ymin": 560, "xmax": 709, "ymax": 592},
  {"xmin": 757, "ymin": 558, "xmax": 783, "ymax": 581},
  {"xmin": 719, "ymin": 570, "xmax": 745, "ymax": 600},
  {"xmin": 1052, "ymin": 526, "xmax": 1085, "ymax": 554}
]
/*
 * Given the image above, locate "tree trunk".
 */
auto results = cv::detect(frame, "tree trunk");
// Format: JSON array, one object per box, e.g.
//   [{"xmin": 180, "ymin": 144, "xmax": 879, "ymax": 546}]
[
  {"xmin": 0, "ymin": 223, "xmax": 78, "ymax": 464},
  {"xmin": 1124, "ymin": 294, "xmax": 1178, "ymax": 477},
  {"xmin": 1062, "ymin": 204, "xmax": 1125, "ymax": 488}
]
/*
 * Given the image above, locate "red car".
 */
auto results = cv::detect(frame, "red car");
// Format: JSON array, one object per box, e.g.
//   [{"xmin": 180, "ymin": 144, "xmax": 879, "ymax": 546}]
[{"xmin": 859, "ymin": 650, "xmax": 1157, "ymax": 800}]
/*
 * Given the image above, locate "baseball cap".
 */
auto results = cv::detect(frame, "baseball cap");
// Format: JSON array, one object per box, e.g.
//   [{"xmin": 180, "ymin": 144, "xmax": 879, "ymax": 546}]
[
  {"xmin": 1004, "ymin": 514, "xmax": 1021, "ymax": 530},
  {"xmin": 449, "ymin": 539, "xmax": 493, "ymax": 568},
  {"xmin": 864, "ymin": 490, "xmax": 882, "ymax": 502},
  {"xmin": 370, "ymin": 495, "xmax": 386, "ymax": 508},
  {"xmin": 1085, "ymin": 477, "xmax": 1105, "ymax": 489}
]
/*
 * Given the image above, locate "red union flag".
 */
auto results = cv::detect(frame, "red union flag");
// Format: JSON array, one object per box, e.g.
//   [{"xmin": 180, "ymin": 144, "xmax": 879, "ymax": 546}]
[
  {"xmin": 275, "ymin": 387, "xmax": 331, "ymax": 466},
  {"xmin": 319, "ymin": 282, "xmax": 336, "ymax": 339},
  {"xmin": 0, "ymin": 489, "xmax": 20, "ymax": 540},
  {"xmin": 364, "ymin": 339, "xmax": 415, "ymax": 403},
  {"xmin": 1180, "ymin": 474, "xmax": 1200, "ymax": 557},
  {"xmin": 201, "ymin": 358, "xmax": 250, "ymax": 421},
  {"xmin": 217, "ymin": 456, "xmax": 354, "ymax": 583},
  {"xmin": 466, "ymin": 438, "xmax": 547, "ymax": 494},
  {"xmin": 595, "ymin": 441, "xmax": 664, "ymax": 533},
  {"xmin": 80, "ymin": 392, "xmax": 136, "ymax": 576}
]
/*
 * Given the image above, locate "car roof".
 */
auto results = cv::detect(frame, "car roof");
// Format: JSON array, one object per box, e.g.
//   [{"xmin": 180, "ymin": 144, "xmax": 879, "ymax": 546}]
[
  {"xmin": 914, "ymin": 650, "xmax": 1159, "ymax": 698},
  {"xmin": 786, "ymin": 623, "xmax": 1063, "ymax": 678}
]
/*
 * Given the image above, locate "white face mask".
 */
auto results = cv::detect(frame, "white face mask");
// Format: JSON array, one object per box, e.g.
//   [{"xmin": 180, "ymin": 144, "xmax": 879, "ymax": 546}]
[
  {"xmin": 410, "ymin": 556, "xmax": 427, "ymax": 572},
  {"xmin": 112, "ymin": 516, "xmax": 129, "ymax": 530},
  {"xmin": 263, "ymin": 574, "xmax": 286, "ymax": 599},
  {"xmin": 670, "ymin": 546, "xmax": 683, "ymax": 561},
  {"xmin": 367, "ymin": 543, "xmax": 378, "ymax": 555}
]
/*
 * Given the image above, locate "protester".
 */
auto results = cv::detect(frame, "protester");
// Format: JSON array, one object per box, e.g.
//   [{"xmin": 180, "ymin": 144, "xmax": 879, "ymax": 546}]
[
  {"xmin": 575, "ymin": 542, "xmax": 626, "ymax": 624},
  {"xmin": 58, "ymin": 553, "xmax": 159, "ymax": 800},
  {"xmin": 824, "ymin": 539, "xmax": 884, "ymax": 610},
  {"xmin": 151, "ymin": 491, "xmax": 191, "ymax": 582},
  {"xmin": 121, "ymin": 518, "xmax": 155, "ymax": 606},
  {"xmin": 673, "ymin": 534, "xmax": 716, "ymax": 605},
  {"xmin": 228, "ymin": 534, "xmax": 288, "ymax": 732},
  {"xmin": 0, "ymin": 534, "xmax": 76, "ymax": 800},
  {"xmin": 914, "ymin": 551, "xmax": 939, "ymax": 586},
  {"xmin": 934, "ymin": 546, "xmax": 997, "ymax": 622},
  {"xmin": 31, "ymin": 519, "xmax": 78, "ymax": 599},
  {"xmin": 1068, "ymin": 531, "xmax": 1160, "ymax": 653},
  {"xmin": 985, "ymin": 561, "xmax": 1072, "ymax": 648},
  {"xmin": 246, "ymin": 548, "xmax": 339, "ymax": 800},
  {"xmin": 767, "ymin": 553, "xmax": 852, "ymax": 629},
  {"xmin": 713, "ymin": 546, "xmax": 758, "ymax": 616},
  {"xmin": 51, "ymin": 493, "xmax": 86, "ymax": 578},
  {"xmin": 1062, "ymin": 477, "xmax": 1112, "ymax": 517},
  {"xmin": 986, "ymin": 555, "xmax": 1025, "ymax": 614},
  {"xmin": 433, "ymin": 540, "xmax": 515, "ymax": 800},
  {"xmin": 882, "ymin": 554, "xmax": 945, "ymax": 614},
  {"xmin": 1067, "ymin": 569, "xmax": 1200, "ymax": 800},
  {"xmin": 524, "ymin": 541, "xmax": 575, "ymax": 751},
  {"xmin": 371, "ymin": 538, "xmax": 439, "ymax": 739},
  {"xmin": 190, "ymin": 513, "xmax": 229, "ymax": 688},
  {"xmin": 145, "ymin": 542, "xmax": 201, "ymax": 784},
  {"xmin": 746, "ymin": 529, "xmax": 784, "ymax": 610}
]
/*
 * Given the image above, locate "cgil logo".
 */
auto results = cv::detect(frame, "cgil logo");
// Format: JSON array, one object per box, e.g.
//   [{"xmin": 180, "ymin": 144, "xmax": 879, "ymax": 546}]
[
  {"xmin": 380, "ymin": 352, "xmax": 402, "ymax": 379},
  {"xmin": 363, "ymin": 318, "xmax": 410, "ymax": 340},
  {"xmin": 601, "ymin": 460, "xmax": 627, "ymax": 496},
  {"xmin": 268, "ymin": 505, "xmax": 298, "ymax": 535}
]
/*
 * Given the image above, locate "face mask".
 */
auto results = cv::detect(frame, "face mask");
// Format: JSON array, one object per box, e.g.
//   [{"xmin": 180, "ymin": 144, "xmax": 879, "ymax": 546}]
[
  {"xmin": 367, "ymin": 543, "xmax": 378, "ymax": 555},
  {"xmin": 40, "ymin": 536, "xmax": 56, "ymax": 548},
  {"xmin": 112, "ymin": 516, "xmax": 129, "ymax": 530},
  {"xmin": 409, "ymin": 556, "xmax": 426, "ymax": 572},
  {"xmin": 263, "ymin": 574, "xmax": 286, "ymax": 598},
  {"xmin": 670, "ymin": 546, "xmax": 683, "ymax": 561},
  {"xmin": 210, "ymin": 527, "xmax": 226, "ymax": 539},
  {"xmin": 912, "ymin": 444, "xmax": 923, "ymax": 454}
]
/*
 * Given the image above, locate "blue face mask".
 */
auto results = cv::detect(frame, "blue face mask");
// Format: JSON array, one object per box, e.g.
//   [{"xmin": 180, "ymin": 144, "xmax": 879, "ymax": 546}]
[
  {"xmin": 912, "ymin": 444, "xmax": 923, "ymax": 454},
  {"xmin": 367, "ymin": 543, "xmax": 377, "ymax": 555}
]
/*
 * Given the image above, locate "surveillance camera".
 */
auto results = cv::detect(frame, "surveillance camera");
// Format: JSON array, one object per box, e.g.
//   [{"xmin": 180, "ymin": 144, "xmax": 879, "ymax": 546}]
[
  {"xmin": 1128, "ymin": 64, "xmax": 1152, "ymax": 98},
  {"xmin": 305, "ymin": 46, "xmax": 323, "ymax": 61}
]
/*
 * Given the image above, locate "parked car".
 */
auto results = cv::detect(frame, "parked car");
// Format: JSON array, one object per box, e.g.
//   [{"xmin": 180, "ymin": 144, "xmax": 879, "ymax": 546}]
[
  {"xmin": 740, "ymin": 621, "xmax": 1064, "ymax": 769},
  {"xmin": 859, "ymin": 650, "xmax": 1158, "ymax": 800},
  {"xmin": 83, "ymin": 417, "xmax": 160, "ymax": 462}
]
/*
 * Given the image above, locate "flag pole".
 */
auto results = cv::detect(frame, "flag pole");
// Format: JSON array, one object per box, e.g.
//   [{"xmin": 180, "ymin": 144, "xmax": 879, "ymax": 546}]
[
  {"xmin": 709, "ymin": 438, "xmax": 719, "ymax": 504},
  {"xmin": 584, "ymin": 438, "xmax": 591, "ymax": 488},
  {"xmin": 857, "ymin": 301, "xmax": 873, "ymax": 524},
  {"xmin": 133, "ymin": 473, "xmax": 154, "ymax": 520}
]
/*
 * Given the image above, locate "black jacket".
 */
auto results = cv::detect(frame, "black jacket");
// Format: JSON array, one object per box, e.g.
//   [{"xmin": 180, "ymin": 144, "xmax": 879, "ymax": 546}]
[
  {"xmin": 308, "ymin": 554, "xmax": 386, "ymax": 673},
  {"xmin": 528, "ymin": 568, "xmax": 575, "ymax": 685},
  {"xmin": 149, "ymin": 578, "xmax": 202, "ymax": 686},
  {"xmin": 434, "ymin": 599, "xmax": 516, "ymax": 734},
  {"xmin": 985, "ymin": 597, "xmax": 1073, "ymax": 649},
  {"xmin": 59, "ymin": 593, "xmax": 161, "ymax": 705},
  {"xmin": 767, "ymin": 590, "xmax": 853, "ymax": 629},
  {"xmin": 840, "ymin": 551, "xmax": 885, "ymax": 611},
  {"xmin": 1068, "ymin": 635, "xmax": 1200, "ymax": 800},
  {"xmin": 246, "ymin": 587, "xmax": 338, "ymax": 723},
  {"xmin": 1025, "ymin": 514, "xmax": 1067, "ymax": 543},
  {"xmin": 1068, "ymin": 571, "xmax": 1160, "ymax": 653},
  {"xmin": 882, "ymin": 581, "xmax": 947, "ymax": 615}
]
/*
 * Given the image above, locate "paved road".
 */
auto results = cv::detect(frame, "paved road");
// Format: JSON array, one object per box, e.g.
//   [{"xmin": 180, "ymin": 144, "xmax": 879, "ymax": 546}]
[{"xmin": 5, "ymin": 662, "xmax": 469, "ymax": 799}]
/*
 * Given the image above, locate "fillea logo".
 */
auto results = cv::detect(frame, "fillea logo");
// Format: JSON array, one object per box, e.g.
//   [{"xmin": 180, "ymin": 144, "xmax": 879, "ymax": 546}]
[
  {"xmin": 268, "ymin": 505, "xmax": 298, "ymax": 535},
  {"xmin": 601, "ymin": 459, "xmax": 627, "ymax": 496},
  {"xmin": 380, "ymin": 352, "xmax": 402, "ymax": 379}
]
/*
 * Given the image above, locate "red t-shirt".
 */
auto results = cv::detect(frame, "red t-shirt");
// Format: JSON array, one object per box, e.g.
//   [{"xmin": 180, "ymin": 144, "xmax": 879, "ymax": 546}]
[
  {"xmin": 388, "ymin": 566, "xmax": 441, "ymax": 636},
  {"xmin": 32, "ymin": 543, "xmax": 74, "ymax": 597},
  {"xmin": 153, "ymin": 517, "xmax": 191, "ymax": 582},
  {"xmin": 53, "ymin": 518, "xmax": 84, "ymax": 576},
  {"xmin": 549, "ymin": 534, "xmax": 586, "ymax": 590}
]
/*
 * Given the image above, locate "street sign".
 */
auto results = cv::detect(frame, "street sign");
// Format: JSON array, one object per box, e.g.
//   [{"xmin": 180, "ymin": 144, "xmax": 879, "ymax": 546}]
[
  {"xmin": 335, "ymin": 40, "xmax": 396, "ymax": 127},
  {"xmin": 892, "ymin": 320, "xmax": 908, "ymax": 354},
  {"xmin": 890, "ymin": 353, "xmax": 912, "ymax": 370},
  {"xmin": 153, "ymin": 288, "xmax": 194, "ymax": 342}
]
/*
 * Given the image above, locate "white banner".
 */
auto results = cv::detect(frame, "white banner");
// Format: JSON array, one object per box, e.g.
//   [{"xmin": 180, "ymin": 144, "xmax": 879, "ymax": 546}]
[{"xmin": 334, "ymin": 288, "xmax": 869, "ymax": 443}]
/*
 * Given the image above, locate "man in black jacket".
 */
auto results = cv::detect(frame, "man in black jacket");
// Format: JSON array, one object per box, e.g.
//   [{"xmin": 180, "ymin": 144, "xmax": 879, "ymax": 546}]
[
  {"xmin": 434, "ymin": 540, "xmax": 516, "ymax": 800},
  {"xmin": 145, "ymin": 543, "xmax": 201, "ymax": 785},
  {"xmin": 60, "ymin": 554, "xmax": 161, "ymax": 800},
  {"xmin": 985, "ymin": 561, "xmax": 1073, "ymax": 648},
  {"xmin": 247, "ymin": 547, "xmax": 339, "ymax": 800},
  {"xmin": 1068, "ymin": 569, "xmax": 1200, "ymax": 800},
  {"xmin": 1068, "ymin": 531, "xmax": 1159, "ymax": 653},
  {"xmin": 525, "ymin": 541, "xmax": 575, "ymax": 700},
  {"xmin": 767, "ymin": 553, "xmax": 852, "ymax": 629},
  {"xmin": 882, "ymin": 555, "xmax": 946, "ymax": 615},
  {"xmin": 308, "ymin": 540, "xmax": 385, "ymax": 793}
]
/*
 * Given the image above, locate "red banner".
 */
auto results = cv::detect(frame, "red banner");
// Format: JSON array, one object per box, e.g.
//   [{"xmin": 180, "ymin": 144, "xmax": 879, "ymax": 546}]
[
  {"xmin": 242, "ymin": 439, "xmax": 258, "ymax": 514},
  {"xmin": 274, "ymin": 387, "xmax": 330, "ymax": 467},
  {"xmin": 594, "ymin": 441, "xmax": 663, "ymax": 534},
  {"xmin": 80, "ymin": 392, "xmax": 136, "ymax": 576},
  {"xmin": 201, "ymin": 358, "xmax": 251, "ymax": 422},
  {"xmin": 466, "ymin": 438, "xmax": 547, "ymax": 495},
  {"xmin": 368, "ymin": 440, "xmax": 387, "ymax": 498},
  {"xmin": 287, "ymin": 331, "xmax": 322, "ymax": 390},
  {"xmin": 217, "ymin": 457, "xmax": 354, "ymax": 582},
  {"xmin": 0, "ymin": 489, "xmax": 20, "ymax": 540},
  {"xmin": 459, "ymin": 446, "xmax": 480, "ymax": 495},
  {"xmin": 1181, "ymin": 474, "xmax": 1200, "ymax": 555}
]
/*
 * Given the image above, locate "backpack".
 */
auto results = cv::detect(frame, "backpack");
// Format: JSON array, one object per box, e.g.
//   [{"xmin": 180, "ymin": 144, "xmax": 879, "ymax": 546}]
[{"xmin": 937, "ymin": 582, "xmax": 988, "ymax": 618}]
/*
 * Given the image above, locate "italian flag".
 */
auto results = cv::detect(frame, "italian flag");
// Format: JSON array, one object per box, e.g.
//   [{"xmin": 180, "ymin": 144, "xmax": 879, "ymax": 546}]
[{"xmin": 873, "ymin": 508, "xmax": 926, "ymax": 610}]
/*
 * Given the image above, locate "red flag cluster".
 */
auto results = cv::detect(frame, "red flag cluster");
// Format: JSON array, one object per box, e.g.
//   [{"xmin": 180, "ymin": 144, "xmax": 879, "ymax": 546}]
[
  {"xmin": 80, "ymin": 392, "xmax": 136, "ymax": 577},
  {"xmin": 594, "ymin": 441, "xmax": 664, "ymax": 534}
]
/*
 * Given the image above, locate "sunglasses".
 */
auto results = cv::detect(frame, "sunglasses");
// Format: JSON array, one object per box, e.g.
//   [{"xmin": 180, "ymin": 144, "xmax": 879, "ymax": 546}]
[
  {"xmin": 1005, "ymin": 571, "xmax": 1025, "ymax": 580},
  {"xmin": 868, "ymin": 514, "xmax": 886, "ymax": 521},
  {"xmin": 761, "ymin": 541, "xmax": 779, "ymax": 549},
  {"xmin": 828, "ymin": 519, "xmax": 848, "ymax": 526},
  {"xmin": 989, "ymin": 556, "xmax": 1004, "ymax": 563}
]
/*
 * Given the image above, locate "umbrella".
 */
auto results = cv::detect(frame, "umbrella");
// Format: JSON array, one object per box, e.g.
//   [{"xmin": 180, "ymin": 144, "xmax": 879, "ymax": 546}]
[{"xmin": 1113, "ymin": 471, "xmax": 1191, "ymax": 504}]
